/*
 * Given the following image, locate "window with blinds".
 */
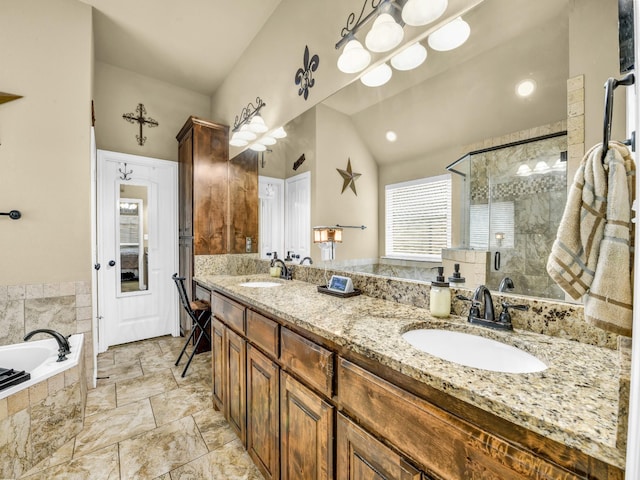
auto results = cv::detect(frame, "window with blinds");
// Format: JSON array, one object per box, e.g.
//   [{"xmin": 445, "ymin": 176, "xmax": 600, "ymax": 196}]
[
  {"xmin": 469, "ymin": 202, "xmax": 515, "ymax": 249},
  {"xmin": 385, "ymin": 174, "xmax": 451, "ymax": 261}
]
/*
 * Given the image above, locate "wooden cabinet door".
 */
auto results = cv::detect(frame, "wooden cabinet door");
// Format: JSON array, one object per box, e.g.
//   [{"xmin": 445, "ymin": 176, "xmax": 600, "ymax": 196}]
[
  {"xmin": 247, "ymin": 345, "xmax": 280, "ymax": 480},
  {"xmin": 177, "ymin": 129, "xmax": 193, "ymax": 237},
  {"xmin": 281, "ymin": 371, "xmax": 334, "ymax": 480},
  {"xmin": 225, "ymin": 326, "xmax": 246, "ymax": 444},
  {"xmin": 211, "ymin": 317, "xmax": 225, "ymax": 411},
  {"xmin": 336, "ymin": 414, "xmax": 421, "ymax": 480}
]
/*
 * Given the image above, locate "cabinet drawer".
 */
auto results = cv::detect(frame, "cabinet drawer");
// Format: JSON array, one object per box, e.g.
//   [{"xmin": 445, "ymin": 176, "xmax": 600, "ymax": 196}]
[
  {"xmin": 337, "ymin": 358, "xmax": 579, "ymax": 480},
  {"xmin": 280, "ymin": 328, "xmax": 333, "ymax": 398},
  {"xmin": 246, "ymin": 310, "xmax": 279, "ymax": 358},
  {"xmin": 212, "ymin": 292, "xmax": 245, "ymax": 333}
]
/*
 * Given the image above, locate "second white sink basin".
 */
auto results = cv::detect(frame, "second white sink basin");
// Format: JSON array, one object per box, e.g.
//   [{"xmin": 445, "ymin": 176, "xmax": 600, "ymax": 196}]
[
  {"xmin": 239, "ymin": 281, "xmax": 282, "ymax": 288},
  {"xmin": 402, "ymin": 329, "xmax": 547, "ymax": 374}
]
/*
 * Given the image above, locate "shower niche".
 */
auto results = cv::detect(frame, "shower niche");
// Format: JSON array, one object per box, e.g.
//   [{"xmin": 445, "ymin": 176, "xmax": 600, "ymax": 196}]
[{"xmin": 449, "ymin": 132, "xmax": 568, "ymax": 299}]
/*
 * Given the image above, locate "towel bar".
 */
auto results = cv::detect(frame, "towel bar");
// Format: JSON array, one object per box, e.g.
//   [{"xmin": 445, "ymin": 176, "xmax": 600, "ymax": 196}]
[{"xmin": 602, "ymin": 73, "xmax": 635, "ymax": 162}]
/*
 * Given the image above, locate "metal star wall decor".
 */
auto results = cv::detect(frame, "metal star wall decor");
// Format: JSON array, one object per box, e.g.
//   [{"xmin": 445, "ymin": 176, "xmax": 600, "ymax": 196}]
[
  {"xmin": 295, "ymin": 45, "xmax": 319, "ymax": 100},
  {"xmin": 337, "ymin": 158, "xmax": 361, "ymax": 196},
  {"xmin": 122, "ymin": 103, "xmax": 158, "ymax": 146}
]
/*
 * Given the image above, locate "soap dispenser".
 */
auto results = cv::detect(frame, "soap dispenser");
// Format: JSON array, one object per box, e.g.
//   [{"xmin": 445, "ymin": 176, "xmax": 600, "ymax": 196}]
[{"xmin": 430, "ymin": 267, "xmax": 451, "ymax": 318}]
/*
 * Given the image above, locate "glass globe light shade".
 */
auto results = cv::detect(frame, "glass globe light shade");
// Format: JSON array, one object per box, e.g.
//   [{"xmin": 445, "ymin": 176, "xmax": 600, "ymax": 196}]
[
  {"xmin": 229, "ymin": 134, "xmax": 248, "ymax": 147},
  {"xmin": 515, "ymin": 164, "xmax": 532, "ymax": 176},
  {"xmin": 390, "ymin": 42, "xmax": 427, "ymax": 71},
  {"xmin": 533, "ymin": 161, "xmax": 550, "ymax": 174},
  {"xmin": 365, "ymin": 13, "xmax": 404, "ymax": 53},
  {"xmin": 248, "ymin": 143, "xmax": 267, "ymax": 152},
  {"xmin": 270, "ymin": 126, "xmax": 287, "ymax": 139},
  {"xmin": 401, "ymin": 0, "xmax": 448, "ymax": 26},
  {"xmin": 234, "ymin": 125, "xmax": 257, "ymax": 141},
  {"xmin": 248, "ymin": 114, "xmax": 268, "ymax": 133},
  {"xmin": 258, "ymin": 135, "xmax": 277, "ymax": 146},
  {"xmin": 360, "ymin": 63, "xmax": 392, "ymax": 87},
  {"xmin": 337, "ymin": 39, "xmax": 372, "ymax": 73},
  {"xmin": 427, "ymin": 17, "xmax": 470, "ymax": 51}
]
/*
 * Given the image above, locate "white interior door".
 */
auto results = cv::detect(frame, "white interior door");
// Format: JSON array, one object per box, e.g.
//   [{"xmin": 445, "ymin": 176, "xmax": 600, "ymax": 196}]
[
  {"xmin": 97, "ymin": 150, "xmax": 178, "ymax": 351},
  {"xmin": 259, "ymin": 176, "xmax": 285, "ymax": 259},
  {"xmin": 285, "ymin": 172, "xmax": 311, "ymax": 259}
]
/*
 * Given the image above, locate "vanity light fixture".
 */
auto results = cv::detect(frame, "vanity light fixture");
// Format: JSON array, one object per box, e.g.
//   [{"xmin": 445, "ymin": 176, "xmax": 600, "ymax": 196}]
[
  {"xmin": 390, "ymin": 42, "xmax": 427, "ymax": 71},
  {"xmin": 335, "ymin": 1, "xmax": 469, "ymax": 84},
  {"xmin": 516, "ymin": 79, "xmax": 537, "ymax": 97},
  {"xmin": 229, "ymin": 97, "xmax": 286, "ymax": 150},
  {"xmin": 361, "ymin": 62, "xmax": 393, "ymax": 87},
  {"xmin": 427, "ymin": 16, "xmax": 470, "ymax": 51}
]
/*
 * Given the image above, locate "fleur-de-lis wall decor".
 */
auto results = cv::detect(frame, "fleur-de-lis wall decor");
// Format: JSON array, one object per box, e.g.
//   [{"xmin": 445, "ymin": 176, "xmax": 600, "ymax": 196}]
[{"xmin": 295, "ymin": 45, "xmax": 319, "ymax": 100}]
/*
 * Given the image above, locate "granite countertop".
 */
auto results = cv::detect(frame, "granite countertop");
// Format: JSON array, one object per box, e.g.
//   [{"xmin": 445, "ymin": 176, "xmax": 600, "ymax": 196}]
[{"xmin": 195, "ymin": 273, "xmax": 624, "ymax": 468}]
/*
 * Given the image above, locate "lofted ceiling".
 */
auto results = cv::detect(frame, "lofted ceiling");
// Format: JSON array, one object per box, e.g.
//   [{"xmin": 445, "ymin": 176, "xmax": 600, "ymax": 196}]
[{"xmin": 80, "ymin": 0, "xmax": 283, "ymax": 95}]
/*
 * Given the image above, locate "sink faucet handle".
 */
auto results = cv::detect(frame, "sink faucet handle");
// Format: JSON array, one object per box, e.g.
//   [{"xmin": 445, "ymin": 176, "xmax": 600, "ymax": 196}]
[
  {"xmin": 498, "ymin": 302, "xmax": 530, "ymax": 325},
  {"xmin": 455, "ymin": 294, "xmax": 481, "ymax": 317}
]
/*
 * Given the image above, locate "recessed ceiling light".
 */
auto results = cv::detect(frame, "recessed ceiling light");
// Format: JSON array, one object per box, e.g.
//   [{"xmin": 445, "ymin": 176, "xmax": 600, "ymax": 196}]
[
  {"xmin": 386, "ymin": 131, "xmax": 398, "ymax": 142},
  {"xmin": 516, "ymin": 79, "xmax": 536, "ymax": 97}
]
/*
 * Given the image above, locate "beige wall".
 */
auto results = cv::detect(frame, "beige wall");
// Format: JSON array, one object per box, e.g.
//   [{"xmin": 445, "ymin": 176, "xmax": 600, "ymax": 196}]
[
  {"xmin": 93, "ymin": 62, "xmax": 211, "ymax": 161},
  {"xmin": 569, "ymin": 0, "xmax": 625, "ymax": 161},
  {"xmin": 0, "ymin": 0, "xmax": 93, "ymax": 285},
  {"xmin": 315, "ymin": 104, "xmax": 378, "ymax": 262}
]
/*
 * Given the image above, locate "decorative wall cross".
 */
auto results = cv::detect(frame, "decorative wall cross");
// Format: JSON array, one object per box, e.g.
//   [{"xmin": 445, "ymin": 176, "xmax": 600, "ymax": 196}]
[{"xmin": 122, "ymin": 103, "xmax": 159, "ymax": 146}]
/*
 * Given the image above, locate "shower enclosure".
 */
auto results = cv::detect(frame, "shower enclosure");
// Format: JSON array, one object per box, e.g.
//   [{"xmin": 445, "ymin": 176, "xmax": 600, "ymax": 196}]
[{"xmin": 449, "ymin": 132, "xmax": 568, "ymax": 299}]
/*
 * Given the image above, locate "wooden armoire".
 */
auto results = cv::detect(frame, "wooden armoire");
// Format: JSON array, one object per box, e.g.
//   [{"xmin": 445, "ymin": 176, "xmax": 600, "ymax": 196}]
[{"xmin": 176, "ymin": 116, "xmax": 258, "ymax": 331}]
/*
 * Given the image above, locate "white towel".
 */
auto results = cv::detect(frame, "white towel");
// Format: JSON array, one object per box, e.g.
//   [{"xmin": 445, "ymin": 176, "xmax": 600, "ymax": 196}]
[{"xmin": 547, "ymin": 142, "xmax": 635, "ymax": 336}]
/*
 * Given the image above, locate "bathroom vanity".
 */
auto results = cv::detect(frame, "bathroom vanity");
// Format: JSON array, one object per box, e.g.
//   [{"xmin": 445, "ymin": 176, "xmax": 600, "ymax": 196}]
[{"xmin": 195, "ymin": 274, "xmax": 625, "ymax": 479}]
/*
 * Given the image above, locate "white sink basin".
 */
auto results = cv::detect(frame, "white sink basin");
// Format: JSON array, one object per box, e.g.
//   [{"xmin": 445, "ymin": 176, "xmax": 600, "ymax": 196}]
[
  {"xmin": 402, "ymin": 329, "xmax": 547, "ymax": 374},
  {"xmin": 239, "ymin": 281, "xmax": 282, "ymax": 288}
]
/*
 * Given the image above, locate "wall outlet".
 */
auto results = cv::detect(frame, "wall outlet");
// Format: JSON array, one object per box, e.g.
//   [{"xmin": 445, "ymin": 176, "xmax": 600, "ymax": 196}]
[{"xmin": 245, "ymin": 237, "xmax": 252, "ymax": 253}]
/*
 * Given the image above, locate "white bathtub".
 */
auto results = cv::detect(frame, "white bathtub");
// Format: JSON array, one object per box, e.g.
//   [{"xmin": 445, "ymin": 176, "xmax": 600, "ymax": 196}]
[{"xmin": 0, "ymin": 333, "xmax": 84, "ymax": 400}]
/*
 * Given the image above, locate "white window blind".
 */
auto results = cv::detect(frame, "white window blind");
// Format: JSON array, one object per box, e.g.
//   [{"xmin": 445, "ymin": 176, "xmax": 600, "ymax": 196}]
[
  {"xmin": 385, "ymin": 174, "xmax": 451, "ymax": 260},
  {"xmin": 469, "ymin": 201, "xmax": 514, "ymax": 249}
]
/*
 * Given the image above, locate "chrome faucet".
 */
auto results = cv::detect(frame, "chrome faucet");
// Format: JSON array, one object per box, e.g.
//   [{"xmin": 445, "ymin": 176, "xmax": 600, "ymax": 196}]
[
  {"xmin": 299, "ymin": 256, "xmax": 313, "ymax": 265},
  {"xmin": 498, "ymin": 277, "xmax": 514, "ymax": 292},
  {"xmin": 24, "ymin": 329, "xmax": 71, "ymax": 362},
  {"xmin": 272, "ymin": 258, "xmax": 292, "ymax": 280}
]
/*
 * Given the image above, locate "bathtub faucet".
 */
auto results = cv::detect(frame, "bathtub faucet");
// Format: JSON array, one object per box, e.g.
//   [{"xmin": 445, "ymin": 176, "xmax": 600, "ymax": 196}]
[{"xmin": 24, "ymin": 329, "xmax": 71, "ymax": 362}]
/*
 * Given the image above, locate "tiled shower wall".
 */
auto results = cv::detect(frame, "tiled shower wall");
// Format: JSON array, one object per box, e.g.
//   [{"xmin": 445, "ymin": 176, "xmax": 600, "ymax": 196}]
[
  {"xmin": 467, "ymin": 133, "xmax": 568, "ymax": 299},
  {"xmin": 0, "ymin": 281, "xmax": 93, "ymax": 385}
]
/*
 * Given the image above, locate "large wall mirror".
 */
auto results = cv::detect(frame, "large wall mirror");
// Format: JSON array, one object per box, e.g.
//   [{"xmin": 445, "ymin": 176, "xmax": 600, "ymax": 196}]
[{"xmin": 260, "ymin": 0, "xmax": 625, "ymax": 303}]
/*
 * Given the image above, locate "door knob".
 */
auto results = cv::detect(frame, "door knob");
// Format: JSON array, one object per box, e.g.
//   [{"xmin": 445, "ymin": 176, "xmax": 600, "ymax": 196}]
[{"xmin": 108, "ymin": 260, "xmax": 116, "ymax": 267}]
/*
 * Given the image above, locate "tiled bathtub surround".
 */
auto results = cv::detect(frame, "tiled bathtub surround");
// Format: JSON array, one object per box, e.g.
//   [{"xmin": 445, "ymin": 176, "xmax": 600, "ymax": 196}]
[
  {"xmin": 0, "ymin": 344, "xmax": 87, "ymax": 479},
  {"xmin": 0, "ymin": 281, "xmax": 94, "ymax": 387}
]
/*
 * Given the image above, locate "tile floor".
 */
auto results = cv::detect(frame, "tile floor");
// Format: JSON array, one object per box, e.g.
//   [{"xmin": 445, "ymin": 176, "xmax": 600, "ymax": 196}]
[{"xmin": 19, "ymin": 335, "xmax": 264, "ymax": 479}]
